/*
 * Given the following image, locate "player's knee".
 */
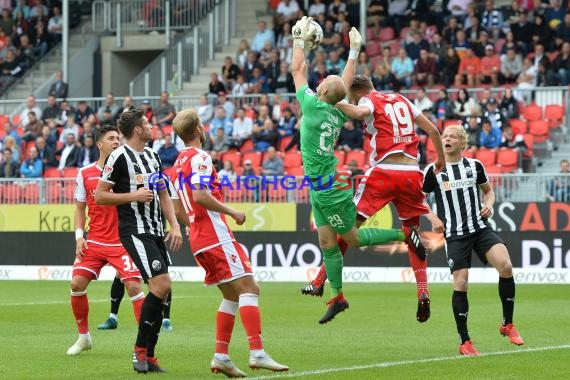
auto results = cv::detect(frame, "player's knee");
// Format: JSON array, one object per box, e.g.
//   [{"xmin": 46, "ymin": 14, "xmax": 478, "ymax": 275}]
[
  {"xmin": 318, "ymin": 237, "xmax": 336, "ymax": 249},
  {"xmin": 70, "ymin": 277, "xmax": 88, "ymax": 293},
  {"xmin": 496, "ymin": 260, "xmax": 513, "ymax": 277},
  {"xmin": 124, "ymin": 279, "xmax": 142, "ymax": 296}
]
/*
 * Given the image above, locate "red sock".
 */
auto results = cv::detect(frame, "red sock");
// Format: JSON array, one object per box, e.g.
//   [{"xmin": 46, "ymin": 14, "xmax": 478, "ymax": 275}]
[
  {"xmin": 71, "ymin": 291, "xmax": 89, "ymax": 334},
  {"xmin": 313, "ymin": 236, "xmax": 347, "ymax": 287},
  {"xmin": 403, "ymin": 217, "xmax": 429, "ymax": 298},
  {"xmin": 215, "ymin": 299, "xmax": 237, "ymax": 354},
  {"xmin": 239, "ymin": 293, "xmax": 263, "ymax": 350},
  {"xmin": 130, "ymin": 292, "xmax": 145, "ymax": 324}
]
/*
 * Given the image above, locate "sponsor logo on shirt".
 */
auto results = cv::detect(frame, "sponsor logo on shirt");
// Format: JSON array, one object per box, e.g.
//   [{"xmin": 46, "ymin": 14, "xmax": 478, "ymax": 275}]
[
  {"xmin": 198, "ymin": 164, "xmax": 208, "ymax": 173},
  {"xmin": 103, "ymin": 165, "xmax": 113, "ymax": 174},
  {"xmin": 440, "ymin": 178, "xmax": 476, "ymax": 191}
]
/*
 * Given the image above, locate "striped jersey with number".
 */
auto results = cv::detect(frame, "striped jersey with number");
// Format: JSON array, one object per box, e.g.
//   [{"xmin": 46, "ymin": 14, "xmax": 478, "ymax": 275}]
[
  {"xmin": 358, "ymin": 91, "xmax": 421, "ymax": 166},
  {"xmin": 422, "ymin": 158, "xmax": 490, "ymax": 240},
  {"xmin": 100, "ymin": 144, "xmax": 165, "ymax": 237},
  {"xmin": 172, "ymin": 147, "xmax": 236, "ymax": 255}
]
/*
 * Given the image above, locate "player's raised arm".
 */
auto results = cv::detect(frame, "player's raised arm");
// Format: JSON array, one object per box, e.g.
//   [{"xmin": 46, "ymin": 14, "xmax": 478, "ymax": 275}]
[
  {"xmin": 291, "ymin": 16, "xmax": 313, "ymax": 91},
  {"xmin": 416, "ymin": 113, "xmax": 446, "ymax": 173},
  {"xmin": 341, "ymin": 27, "xmax": 362, "ymax": 91}
]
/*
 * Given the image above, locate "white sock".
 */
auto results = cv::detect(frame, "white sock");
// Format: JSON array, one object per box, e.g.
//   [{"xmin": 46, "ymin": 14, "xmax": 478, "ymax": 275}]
[
  {"xmin": 162, "ymin": 318, "xmax": 170, "ymax": 322},
  {"xmin": 214, "ymin": 353, "xmax": 230, "ymax": 361},
  {"xmin": 250, "ymin": 349, "xmax": 266, "ymax": 358},
  {"xmin": 109, "ymin": 313, "xmax": 117, "ymax": 320},
  {"xmin": 79, "ymin": 332, "xmax": 90, "ymax": 339}
]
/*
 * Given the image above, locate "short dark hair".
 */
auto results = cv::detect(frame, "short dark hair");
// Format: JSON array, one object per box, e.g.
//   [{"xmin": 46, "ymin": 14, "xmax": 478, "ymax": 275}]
[
  {"xmin": 350, "ymin": 75, "xmax": 374, "ymax": 93},
  {"xmin": 117, "ymin": 108, "xmax": 144, "ymax": 139},
  {"xmin": 96, "ymin": 124, "xmax": 119, "ymax": 142}
]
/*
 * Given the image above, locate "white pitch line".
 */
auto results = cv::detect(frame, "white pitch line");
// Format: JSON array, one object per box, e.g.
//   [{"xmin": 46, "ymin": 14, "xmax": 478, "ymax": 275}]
[
  {"xmin": 249, "ymin": 344, "xmax": 570, "ymax": 379},
  {"xmin": 0, "ymin": 294, "xmax": 206, "ymax": 306}
]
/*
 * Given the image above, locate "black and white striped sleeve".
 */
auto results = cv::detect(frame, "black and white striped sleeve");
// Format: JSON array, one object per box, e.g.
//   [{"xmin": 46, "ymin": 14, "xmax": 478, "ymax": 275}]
[
  {"xmin": 475, "ymin": 160, "xmax": 488, "ymax": 185},
  {"xmin": 422, "ymin": 164, "xmax": 437, "ymax": 193}
]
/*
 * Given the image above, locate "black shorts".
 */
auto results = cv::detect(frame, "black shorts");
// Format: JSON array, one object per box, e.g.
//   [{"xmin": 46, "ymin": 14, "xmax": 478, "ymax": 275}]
[
  {"xmin": 445, "ymin": 228, "xmax": 505, "ymax": 273},
  {"xmin": 121, "ymin": 233, "xmax": 169, "ymax": 280}
]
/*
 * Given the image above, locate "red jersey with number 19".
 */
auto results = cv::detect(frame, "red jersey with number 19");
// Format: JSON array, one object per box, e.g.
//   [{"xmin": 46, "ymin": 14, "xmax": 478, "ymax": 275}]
[
  {"xmin": 359, "ymin": 91, "xmax": 422, "ymax": 166},
  {"xmin": 75, "ymin": 163, "xmax": 121, "ymax": 246},
  {"xmin": 172, "ymin": 147, "xmax": 236, "ymax": 255}
]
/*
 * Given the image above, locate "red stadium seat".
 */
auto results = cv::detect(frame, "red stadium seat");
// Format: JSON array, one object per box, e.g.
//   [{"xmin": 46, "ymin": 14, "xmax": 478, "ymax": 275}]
[
  {"xmin": 388, "ymin": 40, "xmax": 400, "ymax": 56},
  {"xmin": 64, "ymin": 181, "xmax": 77, "ymax": 203},
  {"xmin": 523, "ymin": 103, "xmax": 542, "ymax": 122},
  {"xmin": 528, "ymin": 121, "xmax": 549, "ymax": 143},
  {"xmin": 62, "ymin": 167, "xmax": 79, "ymax": 179},
  {"xmin": 508, "ymin": 119, "xmax": 528, "ymax": 134},
  {"xmin": 443, "ymin": 119, "xmax": 462, "ymax": 128},
  {"xmin": 345, "ymin": 150, "xmax": 366, "ymax": 168},
  {"xmin": 485, "ymin": 164, "xmax": 503, "ymax": 188},
  {"xmin": 23, "ymin": 182, "xmax": 40, "ymax": 203},
  {"xmin": 3, "ymin": 183, "xmax": 22, "ymax": 203},
  {"xmin": 43, "ymin": 167, "xmax": 62, "ymax": 178},
  {"xmin": 334, "ymin": 150, "xmax": 346, "ymax": 166},
  {"xmin": 399, "ymin": 27, "xmax": 411, "ymax": 39},
  {"xmin": 497, "ymin": 148, "xmax": 520, "ymax": 173},
  {"xmin": 544, "ymin": 104, "xmax": 564, "ymax": 129},
  {"xmin": 283, "ymin": 151, "xmax": 302, "ymax": 168},
  {"xmin": 475, "ymin": 149, "xmax": 497, "ymax": 166},
  {"xmin": 379, "ymin": 27, "xmax": 395, "ymax": 42},
  {"xmin": 426, "ymin": 137, "xmax": 437, "ymax": 162},
  {"xmin": 494, "ymin": 38, "xmax": 506, "ymax": 53},
  {"xmin": 266, "ymin": 187, "xmax": 287, "ymax": 201},
  {"xmin": 45, "ymin": 181, "xmax": 63, "ymax": 203},
  {"xmin": 224, "ymin": 185, "xmax": 244, "ymax": 203},
  {"xmin": 242, "ymin": 151, "xmax": 263, "ymax": 167},
  {"xmin": 365, "ymin": 42, "xmax": 382, "ymax": 57},
  {"xmin": 463, "ymin": 150, "xmax": 476, "ymax": 159},
  {"xmin": 522, "ymin": 133, "xmax": 534, "ymax": 157},
  {"xmin": 286, "ymin": 166, "xmax": 304, "ymax": 177},
  {"xmin": 279, "ymin": 136, "xmax": 295, "ymax": 151},
  {"xmin": 221, "ymin": 150, "xmax": 242, "ymax": 168},
  {"xmin": 162, "ymin": 125, "xmax": 173, "ymax": 135},
  {"xmin": 240, "ymin": 139, "xmax": 255, "ymax": 153}
]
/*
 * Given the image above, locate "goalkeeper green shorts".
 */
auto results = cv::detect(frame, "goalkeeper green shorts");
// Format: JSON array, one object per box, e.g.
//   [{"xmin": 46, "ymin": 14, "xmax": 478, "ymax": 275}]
[{"xmin": 310, "ymin": 181, "xmax": 355, "ymax": 235}]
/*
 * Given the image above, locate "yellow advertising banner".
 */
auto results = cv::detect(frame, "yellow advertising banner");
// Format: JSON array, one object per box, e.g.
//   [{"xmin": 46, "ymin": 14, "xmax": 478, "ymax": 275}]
[{"xmin": 0, "ymin": 203, "xmax": 296, "ymax": 232}]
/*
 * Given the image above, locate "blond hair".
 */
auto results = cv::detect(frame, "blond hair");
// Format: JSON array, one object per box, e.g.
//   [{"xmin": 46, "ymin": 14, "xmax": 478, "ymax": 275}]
[
  {"xmin": 444, "ymin": 125, "xmax": 468, "ymax": 151},
  {"xmin": 173, "ymin": 108, "xmax": 201, "ymax": 143}
]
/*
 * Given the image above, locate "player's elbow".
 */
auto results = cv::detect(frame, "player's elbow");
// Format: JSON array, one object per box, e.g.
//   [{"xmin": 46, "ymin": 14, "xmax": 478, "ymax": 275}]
[{"xmin": 94, "ymin": 190, "xmax": 109, "ymax": 205}]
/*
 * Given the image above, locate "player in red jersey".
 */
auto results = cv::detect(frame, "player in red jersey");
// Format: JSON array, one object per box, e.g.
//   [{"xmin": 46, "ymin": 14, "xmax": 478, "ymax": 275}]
[
  {"xmin": 302, "ymin": 75, "xmax": 446, "ymax": 323},
  {"xmin": 67, "ymin": 125, "xmax": 145, "ymax": 355},
  {"xmin": 169, "ymin": 109, "xmax": 288, "ymax": 377}
]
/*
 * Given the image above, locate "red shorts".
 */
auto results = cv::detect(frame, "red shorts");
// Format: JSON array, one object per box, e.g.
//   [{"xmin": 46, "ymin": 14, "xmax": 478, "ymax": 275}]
[
  {"xmin": 73, "ymin": 243, "xmax": 142, "ymax": 282},
  {"xmin": 354, "ymin": 165, "xmax": 429, "ymax": 221},
  {"xmin": 194, "ymin": 240, "xmax": 253, "ymax": 286}
]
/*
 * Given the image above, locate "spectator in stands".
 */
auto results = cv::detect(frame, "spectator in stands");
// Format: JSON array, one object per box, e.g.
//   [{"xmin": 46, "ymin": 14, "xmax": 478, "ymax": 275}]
[
  {"xmin": 197, "ymin": 94, "xmax": 214, "ymax": 127},
  {"xmin": 261, "ymin": 146, "xmax": 284, "ymax": 176},
  {"xmin": 500, "ymin": 47, "xmax": 523, "ymax": 84},
  {"xmin": 141, "ymin": 99, "xmax": 154, "ymax": 121},
  {"xmin": 432, "ymin": 89, "xmax": 455, "ymax": 123},
  {"xmin": 248, "ymin": 66, "xmax": 270, "ymax": 93},
  {"xmin": 453, "ymin": 88, "xmax": 479, "ymax": 119},
  {"xmin": 325, "ymin": 50, "xmax": 346, "ymax": 76},
  {"xmin": 325, "ymin": 32, "xmax": 346, "ymax": 58},
  {"xmin": 499, "ymin": 87, "xmax": 519, "ymax": 119},
  {"xmin": 479, "ymin": 118, "xmax": 502, "ymax": 149},
  {"xmin": 265, "ymin": 50, "xmax": 281, "ymax": 88},
  {"xmin": 231, "ymin": 108, "xmax": 253, "ymax": 149},
  {"xmin": 0, "ymin": 48, "xmax": 25, "ymax": 90},
  {"xmin": 41, "ymin": 123, "xmax": 57, "ymax": 151},
  {"xmin": 253, "ymin": 117, "xmax": 279, "ymax": 152},
  {"xmin": 212, "ymin": 127, "xmax": 231, "ymax": 153},
  {"xmin": 13, "ymin": 9, "xmax": 30, "ymax": 47},
  {"xmin": 553, "ymin": 41, "xmax": 570, "ymax": 85},
  {"xmin": 235, "ymin": 39, "xmax": 250, "ymax": 69},
  {"xmin": 209, "ymin": 151, "xmax": 223, "ymax": 172},
  {"xmin": 406, "ymin": 31, "xmax": 430, "ymax": 62},
  {"xmin": 481, "ymin": 0, "xmax": 504, "ymax": 39},
  {"xmin": 18, "ymin": 34, "xmax": 36, "ymax": 68},
  {"xmin": 232, "ymin": 74, "xmax": 250, "ymax": 96},
  {"xmin": 218, "ymin": 160, "xmax": 237, "ymax": 181},
  {"xmin": 35, "ymin": 136, "xmax": 56, "ymax": 168},
  {"xmin": 99, "ymin": 108, "xmax": 116, "ymax": 127},
  {"xmin": 150, "ymin": 128, "xmax": 164, "ymax": 153},
  {"xmin": 258, "ymin": 41, "xmax": 275, "ymax": 69},
  {"xmin": 242, "ymin": 159, "xmax": 257, "ymax": 176},
  {"xmin": 465, "ymin": 15, "xmax": 483, "ymax": 44},
  {"xmin": 31, "ymin": 19, "xmax": 49, "ymax": 58},
  {"xmin": 0, "ymin": 8, "xmax": 13, "ymax": 36},
  {"xmin": 441, "ymin": 47, "xmax": 460, "ymax": 87},
  {"xmin": 355, "ymin": 51, "xmax": 370, "ymax": 76},
  {"xmin": 97, "ymin": 93, "xmax": 119, "ymax": 122},
  {"xmin": 19, "ymin": 95, "xmax": 42, "ymax": 127},
  {"xmin": 512, "ymin": 11, "xmax": 533, "ymax": 52},
  {"xmin": 414, "ymin": 48, "xmax": 437, "ymax": 86},
  {"xmin": 47, "ymin": 5, "xmax": 63, "ymax": 43},
  {"xmin": 251, "ymin": 20, "xmax": 275, "ymax": 53},
  {"xmin": 221, "ymin": 56, "xmax": 240, "ymax": 88},
  {"xmin": 555, "ymin": 12, "xmax": 570, "ymax": 49},
  {"xmin": 477, "ymin": 44, "xmax": 500, "ymax": 87},
  {"xmin": 391, "ymin": 48, "xmax": 414, "ymax": 89},
  {"xmin": 430, "ymin": 33, "xmax": 448, "ymax": 70},
  {"xmin": 531, "ymin": 14, "xmax": 551, "ymax": 51},
  {"xmin": 273, "ymin": 61, "xmax": 295, "ymax": 95},
  {"xmin": 78, "ymin": 121, "xmax": 95, "ymax": 146},
  {"xmin": 366, "ymin": 0, "xmax": 388, "ymax": 35},
  {"xmin": 75, "ymin": 101, "xmax": 94, "ymax": 126},
  {"xmin": 547, "ymin": 159, "xmax": 570, "ymax": 202},
  {"xmin": 157, "ymin": 133, "xmax": 178, "ymax": 168},
  {"xmin": 414, "ymin": 87, "xmax": 434, "ymax": 113},
  {"xmin": 3, "ymin": 136, "xmax": 20, "ymax": 164},
  {"xmin": 536, "ymin": 57, "xmax": 557, "ymax": 86},
  {"xmin": 277, "ymin": 107, "xmax": 296, "ymax": 137},
  {"xmin": 483, "ymin": 98, "xmax": 505, "ymax": 130},
  {"xmin": 22, "ymin": 111, "xmax": 43, "ymax": 142},
  {"xmin": 545, "ymin": 0, "xmax": 565, "ymax": 29},
  {"xmin": 209, "ymin": 106, "xmax": 233, "ymax": 139},
  {"xmin": 308, "ymin": 0, "xmax": 326, "ymax": 17},
  {"xmin": 500, "ymin": 124, "xmax": 527, "ymax": 152},
  {"xmin": 76, "ymin": 135, "xmax": 98, "ymax": 168},
  {"xmin": 465, "ymin": 116, "xmax": 482, "ymax": 152},
  {"xmin": 2, "ymin": 121, "xmax": 21, "ymax": 146},
  {"xmin": 154, "ymin": 91, "xmax": 176, "ymax": 127},
  {"xmin": 0, "ymin": 148, "xmax": 18, "ymax": 177},
  {"xmin": 208, "ymin": 72, "xmax": 226, "ymax": 95},
  {"xmin": 59, "ymin": 115, "xmax": 79, "ymax": 144},
  {"xmin": 243, "ymin": 50, "xmax": 262, "ymax": 82},
  {"xmin": 217, "ymin": 92, "xmax": 235, "ymax": 119},
  {"xmin": 56, "ymin": 133, "xmax": 79, "ymax": 170},
  {"xmin": 40, "ymin": 95, "xmax": 58, "ymax": 123},
  {"xmin": 337, "ymin": 120, "xmax": 363, "ymax": 152},
  {"xmin": 455, "ymin": 47, "xmax": 480, "ymax": 87},
  {"xmin": 13, "ymin": 0, "xmax": 30, "ymax": 21},
  {"xmin": 276, "ymin": 0, "xmax": 300, "ymax": 25},
  {"xmin": 514, "ymin": 56, "xmax": 537, "ymax": 102},
  {"xmin": 30, "ymin": 0, "xmax": 49, "ymax": 20}
]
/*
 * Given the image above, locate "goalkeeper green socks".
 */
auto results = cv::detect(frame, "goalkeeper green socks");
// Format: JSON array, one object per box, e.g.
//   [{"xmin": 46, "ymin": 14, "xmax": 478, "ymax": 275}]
[
  {"xmin": 358, "ymin": 228, "xmax": 405, "ymax": 247},
  {"xmin": 322, "ymin": 246, "xmax": 343, "ymax": 297}
]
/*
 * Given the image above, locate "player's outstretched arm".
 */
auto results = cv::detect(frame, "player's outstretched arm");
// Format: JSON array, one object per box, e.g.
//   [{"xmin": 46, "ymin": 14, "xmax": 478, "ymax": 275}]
[
  {"xmin": 335, "ymin": 101, "xmax": 371, "ymax": 120},
  {"xmin": 291, "ymin": 16, "xmax": 312, "ymax": 91},
  {"xmin": 341, "ymin": 27, "xmax": 362, "ymax": 91},
  {"xmin": 192, "ymin": 186, "xmax": 246, "ymax": 225},
  {"xmin": 94, "ymin": 181, "xmax": 153, "ymax": 205},
  {"xmin": 416, "ymin": 113, "xmax": 446, "ymax": 173}
]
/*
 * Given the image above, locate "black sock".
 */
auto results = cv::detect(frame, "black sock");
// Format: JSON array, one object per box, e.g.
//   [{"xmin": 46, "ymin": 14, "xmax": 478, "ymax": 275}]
[
  {"xmin": 452, "ymin": 290, "xmax": 470, "ymax": 344},
  {"xmin": 110, "ymin": 276, "xmax": 125, "ymax": 315},
  {"xmin": 135, "ymin": 292, "xmax": 163, "ymax": 349},
  {"xmin": 146, "ymin": 314, "xmax": 162, "ymax": 357},
  {"xmin": 162, "ymin": 291, "xmax": 172, "ymax": 319},
  {"xmin": 499, "ymin": 276, "xmax": 515, "ymax": 325}
]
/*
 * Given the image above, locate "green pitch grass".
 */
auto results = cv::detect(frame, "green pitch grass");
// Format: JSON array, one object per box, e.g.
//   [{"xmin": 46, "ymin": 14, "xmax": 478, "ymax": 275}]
[{"xmin": 0, "ymin": 281, "xmax": 568, "ymax": 379}]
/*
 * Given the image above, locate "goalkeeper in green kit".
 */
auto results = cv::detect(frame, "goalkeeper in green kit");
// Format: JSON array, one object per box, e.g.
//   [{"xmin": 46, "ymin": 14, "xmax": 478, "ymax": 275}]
[{"xmin": 291, "ymin": 17, "xmax": 427, "ymax": 324}]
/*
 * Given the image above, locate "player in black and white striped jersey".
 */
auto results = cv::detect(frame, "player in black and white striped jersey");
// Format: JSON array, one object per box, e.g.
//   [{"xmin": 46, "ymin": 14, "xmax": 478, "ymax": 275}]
[
  {"xmin": 95, "ymin": 109, "xmax": 182, "ymax": 373},
  {"xmin": 422, "ymin": 125, "xmax": 524, "ymax": 356}
]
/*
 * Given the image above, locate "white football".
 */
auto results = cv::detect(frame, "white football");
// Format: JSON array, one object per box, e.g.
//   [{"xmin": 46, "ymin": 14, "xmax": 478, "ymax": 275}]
[{"xmin": 308, "ymin": 20, "xmax": 323, "ymax": 50}]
